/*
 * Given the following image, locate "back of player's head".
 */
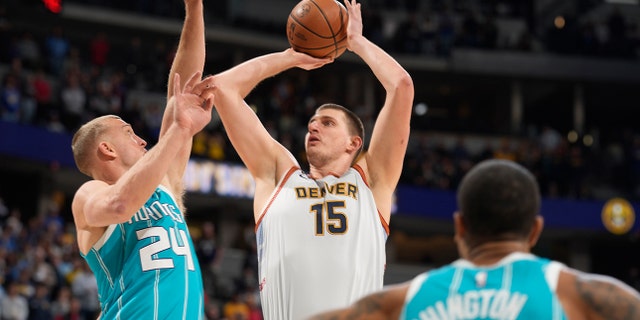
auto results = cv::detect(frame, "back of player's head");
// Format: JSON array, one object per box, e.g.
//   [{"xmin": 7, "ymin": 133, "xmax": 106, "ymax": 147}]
[
  {"xmin": 72, "ymin": 115, "xmax": 121, "ymax": 176},
  {"xmin": 457, "ymin": 159, "xmax": 541, "ymax": 241}
]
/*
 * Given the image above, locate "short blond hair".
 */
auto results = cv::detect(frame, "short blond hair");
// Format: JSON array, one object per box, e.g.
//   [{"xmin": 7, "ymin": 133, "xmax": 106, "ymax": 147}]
[{"xmin": 71, "ymin": 115, "xmax": 121, "ymax": 176}]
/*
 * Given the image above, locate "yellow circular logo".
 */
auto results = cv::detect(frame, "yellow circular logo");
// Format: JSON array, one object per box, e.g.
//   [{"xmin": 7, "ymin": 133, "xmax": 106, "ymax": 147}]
[{"xmin": 602, "ymin": 198, "xmax": 635, "ymax": 235}]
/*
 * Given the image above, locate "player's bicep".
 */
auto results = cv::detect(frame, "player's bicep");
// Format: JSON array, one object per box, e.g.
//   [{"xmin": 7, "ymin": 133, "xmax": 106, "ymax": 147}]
[
  {"xmin": 215, "ymin": 92, "xmax": 288, "ymax": 179},
  {"xmin": 366, "ymin": 94, "xmax": 412, "ymax": 188},
  {"xmin": 76, "ymin": 180, "xmax": 134, "ymax": 227},
  {"xmin": 572, "ymin": 270, "xmax": 640, "ymax": 320}
]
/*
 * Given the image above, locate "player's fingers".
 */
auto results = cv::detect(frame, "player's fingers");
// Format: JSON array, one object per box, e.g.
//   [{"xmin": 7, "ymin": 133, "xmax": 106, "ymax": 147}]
[
  {"xmin": 203, "ymin": 96, "xmax": 215, "ymax": 112},
  {"xmin": 192, "ymin": 76, "xmax": 215, "ymax": 96},
  {"xmin": 184, "ymin": 71, "xmax": 202, "ymax": 93},
  {"xmin": 200, "ymin": 86, "xmax": 216, "ymax": 101}
]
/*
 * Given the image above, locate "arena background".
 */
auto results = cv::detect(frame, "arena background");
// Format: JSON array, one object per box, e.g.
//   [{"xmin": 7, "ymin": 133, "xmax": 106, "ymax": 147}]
[{"xmin": 1, "ymin": 0, "xmax": 639, "ymax": 318}]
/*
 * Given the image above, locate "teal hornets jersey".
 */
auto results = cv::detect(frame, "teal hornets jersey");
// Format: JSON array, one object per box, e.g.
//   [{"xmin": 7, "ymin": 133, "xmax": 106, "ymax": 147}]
[
  {"xmin": 401, "ymin": 253, "xmax": 568, "ymax": 320},
  {"xmin": 81, "ymin": 185, "xmax": 204, "ymax": 320}
]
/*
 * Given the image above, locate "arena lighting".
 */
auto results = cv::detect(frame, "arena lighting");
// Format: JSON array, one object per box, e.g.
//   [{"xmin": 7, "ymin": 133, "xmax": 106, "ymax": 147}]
[
  {"xmin": 554, "ymin": 16, "xmax": 566, "ymax": 29},
  {"xmin": 43, "ymin": 0, "xmax": 62, "ymax": 13},
  {"xmin": 414, "ymin": 102, "xmax": 428, "ymax": 116}
]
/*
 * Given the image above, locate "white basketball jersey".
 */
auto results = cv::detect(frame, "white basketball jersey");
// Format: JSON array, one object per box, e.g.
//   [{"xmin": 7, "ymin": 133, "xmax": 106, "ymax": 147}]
[{"xmin": 256, "ymin": 166, "xmax": 389, "ymax": 320}]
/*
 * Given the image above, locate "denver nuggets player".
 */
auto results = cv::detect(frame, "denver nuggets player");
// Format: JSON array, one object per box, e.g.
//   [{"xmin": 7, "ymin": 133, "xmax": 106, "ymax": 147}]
[
  {"xmin": 309, "ymin": 160, "xmax": 640, "ymax": 320},
  {"xmin": 204, "ymin": 0, "xmax": 414, "ymax": 318}
]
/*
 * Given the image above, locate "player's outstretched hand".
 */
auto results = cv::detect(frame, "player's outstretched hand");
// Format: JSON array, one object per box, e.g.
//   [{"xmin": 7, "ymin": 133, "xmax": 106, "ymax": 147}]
[
  {"xmin": 344, "ymin": 0, "xmax": 364, "ymax": 52},
  {"xmin": 170, "ymin": 72, "xmax": 214, "ymax": 136}
]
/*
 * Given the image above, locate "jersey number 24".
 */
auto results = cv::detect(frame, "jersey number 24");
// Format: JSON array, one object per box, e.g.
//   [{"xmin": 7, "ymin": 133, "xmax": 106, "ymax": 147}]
[{"xmin": 137, "ymin": 226, "xmax": 196, "ymax": 271}]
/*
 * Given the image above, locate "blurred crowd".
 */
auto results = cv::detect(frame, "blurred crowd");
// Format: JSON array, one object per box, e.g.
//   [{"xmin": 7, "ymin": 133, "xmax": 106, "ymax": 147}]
[
  {"xmin": 0, "ymin": 191, "xmax": 263, "ymax": 320},
  {"xmin": 58, "ymin": 0, "xmax": 640, "ymax": 60},
  {"xmin": 1, "ymin": 1, "xmax": 640, "ymax": 201},
  {"xmin": 1, "ymin": 1, "xmax": 640, "ymax": 319}
]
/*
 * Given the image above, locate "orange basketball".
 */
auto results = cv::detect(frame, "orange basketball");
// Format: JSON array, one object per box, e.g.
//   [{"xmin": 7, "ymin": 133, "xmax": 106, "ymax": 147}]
[{"xmin": 286, "ymin": 0, "xmax": 349, "ymax": 59}]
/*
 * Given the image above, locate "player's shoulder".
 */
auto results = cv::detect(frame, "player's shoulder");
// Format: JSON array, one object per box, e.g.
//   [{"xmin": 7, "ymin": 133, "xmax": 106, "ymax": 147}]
[
  {"xmin": 72, "ymin": 180, "xmax": 108, "ymax": 213},
  {"xmin": 557, "ymin": 267, "xmax": 640, "ymax": 319},
  {"xmin": 74, "ymin": 180, "xmax": 109, "ymax": 203}
]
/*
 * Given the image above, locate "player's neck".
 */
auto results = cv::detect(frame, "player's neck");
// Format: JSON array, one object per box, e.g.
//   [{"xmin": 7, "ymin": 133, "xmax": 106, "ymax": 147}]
[
  {"xmin": 466, "ymin": 241, "xmax": 530, "ymax": 266},
  {"xmin": 308, "ymin": 164, "xmax": 350, "ymax": 179}
]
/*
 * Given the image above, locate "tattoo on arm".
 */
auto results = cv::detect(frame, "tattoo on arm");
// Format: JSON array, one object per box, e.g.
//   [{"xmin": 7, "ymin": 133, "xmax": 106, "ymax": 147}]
[
  {"xmin": 313, "ymin": 291, "xmax": 388, "ymax": 320},
  {"xmin": 575, "ymin": 272, "xmax": 640, "ymax": 320}
]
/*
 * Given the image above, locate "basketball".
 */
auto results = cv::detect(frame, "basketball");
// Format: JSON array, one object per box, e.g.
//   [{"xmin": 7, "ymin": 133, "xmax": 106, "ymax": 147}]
[{"xmin": 286, "ymin": 0, "xmax": 349, "ymax": 59}]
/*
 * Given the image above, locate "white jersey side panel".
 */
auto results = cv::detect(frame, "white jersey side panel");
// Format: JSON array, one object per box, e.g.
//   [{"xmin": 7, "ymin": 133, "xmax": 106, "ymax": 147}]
[{"xmin": 256, "ymin": 167, "xmax": 388, "ymax": 320}]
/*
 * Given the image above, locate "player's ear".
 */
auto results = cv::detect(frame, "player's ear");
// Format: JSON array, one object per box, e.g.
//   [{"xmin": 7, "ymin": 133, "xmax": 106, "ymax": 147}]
[
  {"xmin": 528, "ymin": 215, "xmax": 544, "ymax": 248},
  {"xmin": 453, "ymin": 212, "xmax": 469, "ymax": 258},
  {"xmin": 453, "ymin": 212, "xmax": 466, "ymax": 240},
  {"xmin": 98, "ymin": 142, "xmax": 116, "ymax": 160},
  {"xmin": 348, "ymin": 135, "xmax": 362, "ymax": 152}
]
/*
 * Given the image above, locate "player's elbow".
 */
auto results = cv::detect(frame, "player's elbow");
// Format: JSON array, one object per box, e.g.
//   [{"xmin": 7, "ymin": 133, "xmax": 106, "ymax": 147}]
[
  {"xmin": 396, "ymin": 72, "xmax": 414, "ymax": 94},
  {"xmin": 86, "ymin": 195, "xmax": 135, "ymax": 226},
  {"xmin": 388, "ymin": 71, "xmax": 414, "ymax": 97}
]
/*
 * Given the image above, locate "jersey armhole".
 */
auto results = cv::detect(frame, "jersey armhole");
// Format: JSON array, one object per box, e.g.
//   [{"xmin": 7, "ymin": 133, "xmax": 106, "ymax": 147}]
[
  {"xmin": 405, "ymin": 272, "xmax": 429, "ymax": 301},
  {"xmin": 545, "ymin": 261, "xmax": 565, "ymax": 292},
  {"xmin": 255, "ymin": 167, "xmax": 300, "ymax": 230},
  {"xmin": 353, "ymin": 164, "xmax": 370, "ymax": 187},
  {"xmin": 399, "ymin": 273, "xmax": 429, "ymax": 319}
]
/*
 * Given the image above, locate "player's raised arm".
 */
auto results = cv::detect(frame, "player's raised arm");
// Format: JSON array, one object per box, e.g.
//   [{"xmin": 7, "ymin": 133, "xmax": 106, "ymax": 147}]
[
  {"xmin": 161, "ymin": 0, "xmax": 207, "ymax": 195},
  {"xmin": 344, "ymin": 0, "xmax": 414, "ymax": 222},
  {"xmin": 207, "ymin": 50, "xmax": 331, "ymax": 186}
]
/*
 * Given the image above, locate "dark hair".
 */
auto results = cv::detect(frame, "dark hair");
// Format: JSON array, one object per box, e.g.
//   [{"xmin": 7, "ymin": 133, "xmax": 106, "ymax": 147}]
[{"xmin": 457, "ymin": 159, "xmax": 541, "ymax": 243}]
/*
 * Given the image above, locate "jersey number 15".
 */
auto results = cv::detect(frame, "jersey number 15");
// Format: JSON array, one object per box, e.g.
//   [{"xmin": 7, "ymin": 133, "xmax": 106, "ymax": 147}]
[{"xmin": 311, "ymin": 201, "xmax": 348, "ymax": 235}]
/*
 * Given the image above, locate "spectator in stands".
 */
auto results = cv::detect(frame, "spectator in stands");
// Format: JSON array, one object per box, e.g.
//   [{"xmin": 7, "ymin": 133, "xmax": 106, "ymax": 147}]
[
  {"xmin": 493, "ymin": 137, "xmax": 517, "ymax": 161},
  {"xmin": 31, "ymin": 247, "xmax": 58, "ymax": 290},
  {"xmin": 204, "ymin": 300, "xmax": 223, "ymax": 320},
  {"xmin": 0, "ymin": 73, "xmax": 22, "ymax": 122},
  {"xmin": 46, "ymin": 111, "xmax": 66, "ymax": 133},
  {"xmin": 59, "ymin": 297, "xmax": 84, "ymax": 320},
  {"xmin": 0, "ymin": 280, "xmax": 29, "ymax": 320},
  {"xmin": 393, "ymin": 12, "xmax": 423, "ymax": 54},
  {"xmin": 31, "ymin": 68, "xmax": 54, "ymax": 122},
  {"xmin": 69, "ymin": 262, "xmax": 98, "ymax": 320},
  {"xmin": 246, "ymin": 292, "xmax": 263, "ymax": 320},
  {"xmin": 50, "ymin": 286, "xmax": 71, "ymax": 320},
  {"xmin": 222, "ymin": 291, "xmax": 249, "ymax": 320},
  {"xmin": 88, "ymin": 32, "xmax": 109, "ymax": 67},
  {"xmin": 14, "ymin": 32, "xmax": 41, "ymax": 70},
  {"xmin": 27, "ymin": 283, "xmax": 53, "ymax": 320},
  {"xmin": 60, "ymin": 72, "xmax": 87, "ymax": 132},
  {"xmin": 196, "ymin": 221, "xmax": 223, "ymax": 297},
  {"xmin": 44, "ymin": 26, "xmax": 69, "ymax": 77}
]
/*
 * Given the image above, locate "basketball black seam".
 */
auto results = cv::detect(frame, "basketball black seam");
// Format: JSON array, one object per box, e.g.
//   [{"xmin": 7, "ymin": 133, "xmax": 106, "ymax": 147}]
[
  {"xmin": 288, "ymin": 0, "xmax": 347, "ymax": 58},
  {"xmin": 289, "ymin": 14, "xmax": 334, "ymax": 39},
  {"xmin": 309, "ymin": 0, "xmax": 340, "ymax": 54}
]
